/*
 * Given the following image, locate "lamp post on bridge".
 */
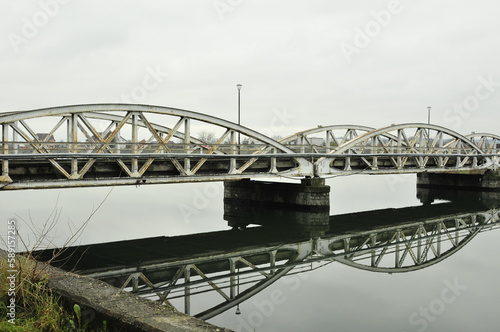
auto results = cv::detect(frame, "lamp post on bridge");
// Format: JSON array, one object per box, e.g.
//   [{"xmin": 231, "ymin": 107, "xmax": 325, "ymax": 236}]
[
  {"xmin": 427, "ymin": 106, "xmax": 431, "ymax": 150},
  {"xmin": 237, "ymin": 84, "xmax": 242, "ymax": 153}
]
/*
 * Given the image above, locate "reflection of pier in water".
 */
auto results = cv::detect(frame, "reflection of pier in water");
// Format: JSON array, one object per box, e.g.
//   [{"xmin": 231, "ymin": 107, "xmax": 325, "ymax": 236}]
[{"xmin": 33, "ymin": 190, "xmax": 500, "ymax": 320}]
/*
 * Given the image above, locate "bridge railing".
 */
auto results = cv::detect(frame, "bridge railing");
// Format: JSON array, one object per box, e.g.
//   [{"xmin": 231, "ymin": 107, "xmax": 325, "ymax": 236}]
[
  {"xmin": 284, "ymin": 145, "xmax": 488, "ymax": 154},
  {"xmin": 1, "ymin": 141, "xmax": 285, "ymax": 155},
  {"xmin": 1, "ymin": 142, "xmax": 494, "ymax": 156}
]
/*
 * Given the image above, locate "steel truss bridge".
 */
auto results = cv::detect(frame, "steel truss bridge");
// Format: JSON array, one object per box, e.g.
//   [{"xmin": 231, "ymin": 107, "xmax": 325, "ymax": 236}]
[
  {"xmin": 34, "ymin": 201, "xmax": 500, "ymax": 320},
  {"xmin": 1, "ymin": 104, "xmax": 499, "ymax": 190}
]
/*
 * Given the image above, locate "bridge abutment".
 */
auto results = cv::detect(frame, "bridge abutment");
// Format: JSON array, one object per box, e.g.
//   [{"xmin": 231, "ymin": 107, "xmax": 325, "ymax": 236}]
[{"xmin": 417, "ymin": 170, "xmax": 500, "ymax": 191}]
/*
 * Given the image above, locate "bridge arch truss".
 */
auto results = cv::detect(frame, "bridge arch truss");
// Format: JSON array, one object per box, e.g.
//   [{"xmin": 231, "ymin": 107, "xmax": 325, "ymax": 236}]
[
  {"xmin": 465, "ymin": 133, "xmax": 500, "ymax": 168},
  {"xmin": 279, "ymin": 125, "xmax": 377, "ymax": 153},
  {"xmin": 315, "ymin": 123, "xmax": 492, "ymax": 176},
  {"xmin": 0, "ymin": 104, "xmax": 313, "ymax": 189}
]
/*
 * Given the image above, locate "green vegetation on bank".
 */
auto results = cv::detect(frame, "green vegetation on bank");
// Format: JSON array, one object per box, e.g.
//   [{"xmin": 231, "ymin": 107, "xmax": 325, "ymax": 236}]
[{"xmin": 1, "ymin": 255, "xmax": 108, "ymax": 332}]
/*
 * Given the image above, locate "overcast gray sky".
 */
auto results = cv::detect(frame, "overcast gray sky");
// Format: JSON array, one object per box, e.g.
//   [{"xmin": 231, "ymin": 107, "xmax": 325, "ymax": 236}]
[
  {"xmin": 2, "ymin": 4, "xmax": 500, "ymax": 329},
  {"xmin": 1, "ymin": 0, "xmax": 499, "ymax": 136}
]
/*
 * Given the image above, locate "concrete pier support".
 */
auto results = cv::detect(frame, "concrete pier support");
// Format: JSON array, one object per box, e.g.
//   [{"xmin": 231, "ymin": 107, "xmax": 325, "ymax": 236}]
[
  {"xmin": 224, "ymin": 178, "xmax": 330, "ymax": 235},
  {"xmin": 224, "ymin": 178, "xmax": 330, "ymax": 211},
  {"xmin": 417, "ymin": 170, "xmax": 500, "ymax": 191}
]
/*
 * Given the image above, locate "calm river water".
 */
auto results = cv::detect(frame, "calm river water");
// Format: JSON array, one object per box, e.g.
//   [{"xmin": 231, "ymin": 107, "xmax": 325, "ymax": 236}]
[{"xmin": 1, "ymin": 174, "xmax": 499, "ymax": 332}]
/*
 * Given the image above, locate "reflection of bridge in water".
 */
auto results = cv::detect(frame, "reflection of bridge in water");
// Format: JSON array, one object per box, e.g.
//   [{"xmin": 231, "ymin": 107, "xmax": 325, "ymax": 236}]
[{"xmin": 33, "ymin": 190, "xmax": 500, "ymax": 320}]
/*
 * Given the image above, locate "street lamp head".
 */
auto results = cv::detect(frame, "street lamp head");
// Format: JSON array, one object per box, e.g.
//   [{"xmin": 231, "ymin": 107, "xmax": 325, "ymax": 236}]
[
  {"xmin": 237, "ymin": 84, "xmax": 242, "ymax": 91},
  {"xmin": 427, "ymin": 106, "xmax": 431, "ymax": 111}
]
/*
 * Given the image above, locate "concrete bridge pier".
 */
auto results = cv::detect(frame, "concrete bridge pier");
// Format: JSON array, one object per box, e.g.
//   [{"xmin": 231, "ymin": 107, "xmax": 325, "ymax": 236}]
[
  {"xmin": 417, "ymin": 170, "xmax": 500, "ymax": 191},
  {"xmin": 224, "ymin": 178, "xmax": 330, "ymax": 234}
]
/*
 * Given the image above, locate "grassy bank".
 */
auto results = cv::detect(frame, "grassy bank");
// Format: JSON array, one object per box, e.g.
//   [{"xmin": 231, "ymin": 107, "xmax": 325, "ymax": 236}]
[{"xmin": 1, "ymin": 255, "xmax": 108, "ymax": 332}]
